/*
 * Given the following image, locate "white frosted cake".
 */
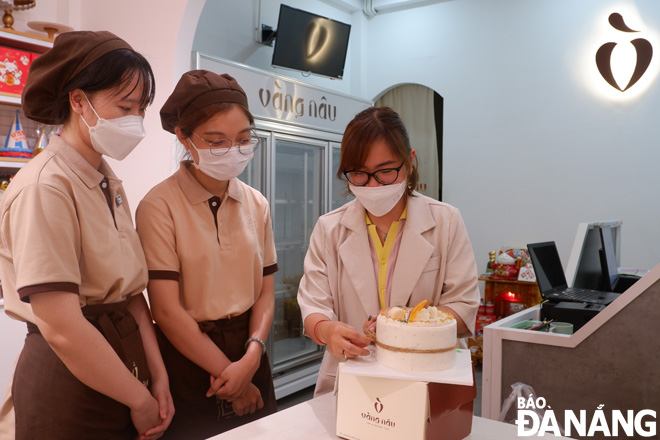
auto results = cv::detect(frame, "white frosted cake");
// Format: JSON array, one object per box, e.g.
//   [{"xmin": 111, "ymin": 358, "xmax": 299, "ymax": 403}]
[{"xmin": 375, "ymin": 302, "xmax": 457, "ymax": 372}]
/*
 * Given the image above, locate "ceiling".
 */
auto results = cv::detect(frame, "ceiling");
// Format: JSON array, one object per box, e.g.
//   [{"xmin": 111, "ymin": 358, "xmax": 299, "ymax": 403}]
[{"xmin": 320, "ymin": 0, "xmax": 456, "ymax": 15}]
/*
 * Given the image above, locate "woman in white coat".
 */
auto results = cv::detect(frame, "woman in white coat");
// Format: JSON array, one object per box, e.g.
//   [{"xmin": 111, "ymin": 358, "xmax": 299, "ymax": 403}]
[{"xmin": 297, "ymin": 107, "xmax": 480, "ymax": 396}]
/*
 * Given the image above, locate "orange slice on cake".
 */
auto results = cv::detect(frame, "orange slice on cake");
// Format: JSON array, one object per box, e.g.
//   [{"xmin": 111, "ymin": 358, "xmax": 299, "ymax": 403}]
[{"xmin": 407, "ymin": 299, "xmax": 428, "ymax": 322}]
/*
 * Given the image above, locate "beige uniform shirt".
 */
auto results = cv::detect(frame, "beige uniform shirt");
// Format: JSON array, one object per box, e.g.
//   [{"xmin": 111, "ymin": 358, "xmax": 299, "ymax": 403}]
[
  {"xmin": 0, "ymin": 135, "xmax": 148, "ymax": 323},
  {"xmin": 135, "ymin": 162, "xmax": 278, "ymax": 322}
]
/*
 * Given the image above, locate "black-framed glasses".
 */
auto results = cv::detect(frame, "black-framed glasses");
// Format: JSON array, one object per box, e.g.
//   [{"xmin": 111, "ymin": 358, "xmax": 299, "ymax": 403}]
[
  {"xmin": 343, "ymin": 163, "xmax": 404, "ymax": 186},
  {"xmin": 192, "ymin": 131, "xmax": 260, "ymax": 156}
]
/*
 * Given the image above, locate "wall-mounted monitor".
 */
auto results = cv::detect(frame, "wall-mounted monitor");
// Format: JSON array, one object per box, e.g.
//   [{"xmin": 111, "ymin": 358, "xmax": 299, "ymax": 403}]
[{"xmin": 272, "ymin": 5, "xmax": 351, "ymax": 79}]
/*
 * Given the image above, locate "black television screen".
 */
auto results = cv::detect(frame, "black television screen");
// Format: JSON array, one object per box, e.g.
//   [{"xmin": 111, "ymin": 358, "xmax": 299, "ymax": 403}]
[{"xmin": 272, "ymin": 5, "xmax": 351, "ymax": 79}]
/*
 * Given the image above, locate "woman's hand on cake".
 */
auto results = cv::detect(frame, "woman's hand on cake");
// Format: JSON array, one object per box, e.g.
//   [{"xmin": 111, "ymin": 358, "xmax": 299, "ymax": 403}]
[
  {"xmin": 321, "ymin": 321, "xmax": 371, "ymax": 359},
  {"xmin": 435, "ymin": 305, "xmax": 470, "ymax": 337},
  {"xmin": 362, "ymin": 315, "xmax": 377, "ymax": 340}
]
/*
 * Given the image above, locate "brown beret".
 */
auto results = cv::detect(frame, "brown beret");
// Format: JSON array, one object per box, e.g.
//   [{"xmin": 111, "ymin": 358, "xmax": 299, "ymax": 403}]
[
  {"xmin": 160, "ymin": 70, "xmax": 248, "ymax": 134},
  {"xmin": 22, "ymin": 30, "xmax": 133, "ymax": 125}
]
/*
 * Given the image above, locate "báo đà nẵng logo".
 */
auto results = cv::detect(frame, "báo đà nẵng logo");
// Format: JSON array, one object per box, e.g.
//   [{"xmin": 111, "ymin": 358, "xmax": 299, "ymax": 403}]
[{"xmin": 515, "ymin": 394, "xmax": 656, "ymax": 437}]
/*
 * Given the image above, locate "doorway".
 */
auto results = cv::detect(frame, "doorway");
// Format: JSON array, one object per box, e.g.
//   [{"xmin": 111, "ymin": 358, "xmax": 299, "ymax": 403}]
[{"xmin": 375, "ymin": 84, "xmax": 443, "ymax": 200}]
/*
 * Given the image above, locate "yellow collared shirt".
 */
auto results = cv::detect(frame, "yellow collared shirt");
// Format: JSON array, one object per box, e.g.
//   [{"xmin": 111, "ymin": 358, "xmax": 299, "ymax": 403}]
[{"xmin": 366, "ymin": 207, "xmax": 407, "ymax": 309}]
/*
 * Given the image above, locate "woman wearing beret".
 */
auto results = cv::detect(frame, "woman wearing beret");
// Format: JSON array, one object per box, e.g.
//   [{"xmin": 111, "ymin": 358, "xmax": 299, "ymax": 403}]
[
  {"xmin": 297, "ymin": 106, "xmax": 480, "ymax": 396},
  {"xmin": 0, "ymin": 31, "xmax": 173, "ymax": 439},
  {"xmin": 135, "ymin": 70, "xmax": 277, "ymax": 439}
]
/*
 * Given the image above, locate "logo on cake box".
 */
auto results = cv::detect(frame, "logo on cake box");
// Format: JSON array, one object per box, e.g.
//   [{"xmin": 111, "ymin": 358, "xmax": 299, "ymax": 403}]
[
  {"xmin": 336, "ymin": 351, "xmax": 477, "ymax": 440},
  {"xmin": 336, "ymin": 369, "xmax": 427, "ymax": 440}
]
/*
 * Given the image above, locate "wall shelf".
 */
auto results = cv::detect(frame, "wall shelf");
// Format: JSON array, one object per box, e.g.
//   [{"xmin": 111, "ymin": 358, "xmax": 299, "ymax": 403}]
[
  {"xmin": 0, "ymin": 157, "xmax": 29, "ymax": 175},
  {"xmin": 0, "ymin": 27, "xmax": 52, "ymax": 53},
  {"xmin": 0, "ymin": 27, "xmax": 52, "ymax": 107},
  {"xmin": 0, "ymin": 94, "xmax": 20, "ymax": 106}
]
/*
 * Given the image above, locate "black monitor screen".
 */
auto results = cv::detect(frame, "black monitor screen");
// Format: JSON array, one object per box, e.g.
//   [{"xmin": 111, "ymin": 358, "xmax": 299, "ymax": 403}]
[
  {"xmin": 527, "ymin": 242, "xmax": 568, "ymax": 293},
  {"xmin": 572, "ymin": 227, "xmax": 615, "ymax": 291},
  {"xmin": 272, "ymin": 5, "xmax": 351, "ymax": 79},
  {"xmin": 600, "ymin": 227, "xmax": 619, "ymax": 291}
]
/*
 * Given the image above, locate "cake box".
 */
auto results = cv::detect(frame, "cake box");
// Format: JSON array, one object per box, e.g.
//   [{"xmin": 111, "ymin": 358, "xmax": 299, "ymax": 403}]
[{"xmin": 336, "ymin": 349, "xmax": 476, "ymax": 440}]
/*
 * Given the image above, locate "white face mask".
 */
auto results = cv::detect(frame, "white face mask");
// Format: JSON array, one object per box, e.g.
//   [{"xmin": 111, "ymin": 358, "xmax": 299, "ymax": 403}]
[
  {"xmin": 81, "ymin": 93, "xmax": 145, "ymax": 160},
  {"xmin": 350, "ymin": 180, "xmax": 406, "ymax": 217},
  {"xmin": 189, "ymin": 139, "xmax": 254, "ymax": 181}
]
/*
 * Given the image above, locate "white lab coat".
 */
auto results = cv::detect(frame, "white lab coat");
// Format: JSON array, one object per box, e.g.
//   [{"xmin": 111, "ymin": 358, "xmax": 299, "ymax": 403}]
[{"xmin": 297, "ymin": 193, "xmax": 480, "ymax": 395}]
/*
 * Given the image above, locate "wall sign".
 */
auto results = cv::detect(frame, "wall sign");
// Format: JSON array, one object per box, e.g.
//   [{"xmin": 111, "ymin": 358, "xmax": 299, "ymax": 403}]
[
  {"xmin": 194, "ymin": 52, "xmax": 371, "ymax": 133},
  {"xmin": 595, "ymin": 13, "xmax": 653, "ymax": 92}
]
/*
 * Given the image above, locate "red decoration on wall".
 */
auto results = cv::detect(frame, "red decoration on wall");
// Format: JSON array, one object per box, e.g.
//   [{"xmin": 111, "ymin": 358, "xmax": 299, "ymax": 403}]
[{"xmin": 0, "ymin": 46, "xmax": 38, "ymax": 97}]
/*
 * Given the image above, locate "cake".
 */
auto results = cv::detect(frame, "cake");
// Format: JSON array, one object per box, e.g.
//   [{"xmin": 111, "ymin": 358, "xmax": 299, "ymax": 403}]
[{"xmin": 375, "ymin": 300, "xmax": 457, "ymax": 372}]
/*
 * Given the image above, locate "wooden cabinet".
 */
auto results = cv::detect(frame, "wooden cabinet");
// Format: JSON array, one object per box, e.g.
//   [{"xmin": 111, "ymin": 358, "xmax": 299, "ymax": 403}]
[{"xmin": 479, "ymin": 276, "xmax": 542, "ymax": 318}]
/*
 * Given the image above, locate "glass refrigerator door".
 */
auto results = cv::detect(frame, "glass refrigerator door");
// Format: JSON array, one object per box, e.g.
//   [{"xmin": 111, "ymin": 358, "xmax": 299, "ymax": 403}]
[
  {"xmin": 271, "ymin": 135, "xmax": 326, "ymax": 374},
  {"xmin": 237, "ymin": 131, "xmax": 268, "ymax": 197},
  {"xmin": 330, "ymin": 142, "xmax": 353, "ymax": 210}
]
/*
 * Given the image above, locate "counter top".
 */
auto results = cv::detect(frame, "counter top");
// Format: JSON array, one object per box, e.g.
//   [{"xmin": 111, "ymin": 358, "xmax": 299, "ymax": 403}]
[{"xmin": 209, "ymin": 392, "xmax": 575, "ymax": 439}]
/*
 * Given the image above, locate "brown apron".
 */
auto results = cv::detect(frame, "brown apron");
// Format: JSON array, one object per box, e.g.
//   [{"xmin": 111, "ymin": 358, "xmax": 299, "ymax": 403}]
[
  {"xmin": 12, "ymin": 298, "xmax": 151, "ymax": 440},
  {"xmin": 156, "ymin": 310, "xmax": 277, "ymax": 440}
]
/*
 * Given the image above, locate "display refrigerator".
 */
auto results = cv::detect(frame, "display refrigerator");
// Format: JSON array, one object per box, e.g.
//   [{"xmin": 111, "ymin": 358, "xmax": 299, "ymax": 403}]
[{"xmin": 196, "ymin": 53, "xmax": 370, "ymax": 398}]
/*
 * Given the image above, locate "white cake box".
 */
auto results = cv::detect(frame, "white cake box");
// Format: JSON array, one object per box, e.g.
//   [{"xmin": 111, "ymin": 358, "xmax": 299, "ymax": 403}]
[{"xmin": 336, "ymin": 349, "xmax": 476, "ymax": 440}]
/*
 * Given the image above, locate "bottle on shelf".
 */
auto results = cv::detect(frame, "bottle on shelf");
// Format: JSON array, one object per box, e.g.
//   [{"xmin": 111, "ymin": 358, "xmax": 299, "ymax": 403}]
[
  {"xmin": 32, "ymin": 131, "xmax": 47, "ymax": 156},
  {"xmin": 485, "ymin": 250, "xmax": 496, "ymax": 275}
]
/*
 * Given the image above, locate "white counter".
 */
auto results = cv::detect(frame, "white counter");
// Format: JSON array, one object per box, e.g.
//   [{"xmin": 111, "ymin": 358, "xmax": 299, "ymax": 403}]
[
  {"xmin": 481, "ymin": 262, "xmax": 660, "ymax": 420},
  {"xmin": 209, "ymin": 392, "xmax": 575, "ymax": 439}
]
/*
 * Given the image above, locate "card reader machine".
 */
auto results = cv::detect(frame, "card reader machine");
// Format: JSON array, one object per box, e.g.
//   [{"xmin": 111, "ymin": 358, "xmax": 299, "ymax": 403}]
[{"xmin": 541, "ymin": 301, "xmax": 606, "ymax": 331}]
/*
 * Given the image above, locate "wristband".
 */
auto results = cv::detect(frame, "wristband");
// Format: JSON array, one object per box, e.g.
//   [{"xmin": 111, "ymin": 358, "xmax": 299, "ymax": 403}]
[
  {"xmin": 245, "ymin": 337, "xmax": 266, "ymax": 355},
  {"xmin": 313, "ymin": 319, "xmax": 330, "ymax": 345}
]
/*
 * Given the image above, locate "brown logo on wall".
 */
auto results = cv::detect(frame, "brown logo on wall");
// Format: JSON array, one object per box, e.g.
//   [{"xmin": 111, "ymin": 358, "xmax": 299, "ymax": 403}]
[
  {"xmin": 258, "ymin": 80, "xmax": 337, "ymax": 121},
  {"xmin": 596, "ymin": 13, "xmax": 653, "ymax": 92}
]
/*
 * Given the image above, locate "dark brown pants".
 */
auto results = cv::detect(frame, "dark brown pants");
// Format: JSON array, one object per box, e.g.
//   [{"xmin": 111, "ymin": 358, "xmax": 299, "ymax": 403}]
[
  {"xmin": 156, "ymin": 310, "xmax": 277, "ymax": 440},
  {"xmin": 13, "ymin": 299, "xmax": 151, "ymax": 440}
]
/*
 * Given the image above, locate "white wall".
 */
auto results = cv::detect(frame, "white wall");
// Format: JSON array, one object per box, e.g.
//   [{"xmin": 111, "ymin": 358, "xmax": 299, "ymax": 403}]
[
  {"xmin": 360, "ymin": 0, "xmax": 660, "ymax": 271},
  {"xmin": 8, "ymin": 0, "xmax": 82, "ymax": 32},
  {"xmin": 192, "ymin": 0, "xmax": 660, "ymax": 272}
]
